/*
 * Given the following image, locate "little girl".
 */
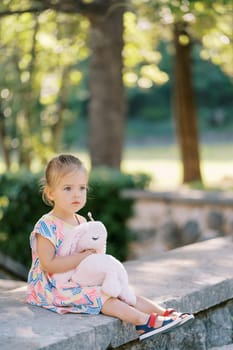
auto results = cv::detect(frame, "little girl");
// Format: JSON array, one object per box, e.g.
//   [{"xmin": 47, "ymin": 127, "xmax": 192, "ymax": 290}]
[{"xmin": 27, "ymin": 154, "xmax": 194, "ymax": 341}]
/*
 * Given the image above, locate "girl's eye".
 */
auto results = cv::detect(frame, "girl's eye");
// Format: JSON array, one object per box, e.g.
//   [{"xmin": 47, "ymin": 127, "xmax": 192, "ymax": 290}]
[
  {"xmin": 80, "ymin": 186, "xmax": 87, "ymax": 191},
  {"xmin": 64, "ymin": 186, "xmax": 71, "ymax": 191}
]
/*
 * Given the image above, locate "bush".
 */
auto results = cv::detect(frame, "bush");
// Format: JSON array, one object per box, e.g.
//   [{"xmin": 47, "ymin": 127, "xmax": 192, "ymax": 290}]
[
  {"xmin": 0, "ymin": 171, "xmax": 47, "ymax": 269},
  {"xmin": 0, "ymin": 168, "xmax": 150, "ymax": 269}
]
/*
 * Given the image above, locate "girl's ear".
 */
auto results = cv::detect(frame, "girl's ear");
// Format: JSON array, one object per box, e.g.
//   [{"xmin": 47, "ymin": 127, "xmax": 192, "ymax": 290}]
[{"xmin": 44, "ymin": 186, "xmax": 54, "ymax": 202}]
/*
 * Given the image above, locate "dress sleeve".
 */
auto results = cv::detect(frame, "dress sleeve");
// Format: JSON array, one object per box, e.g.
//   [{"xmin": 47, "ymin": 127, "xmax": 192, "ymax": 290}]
[{"xmin": 30, "ymin": 217, "xmax": 57, "ymax": 253}]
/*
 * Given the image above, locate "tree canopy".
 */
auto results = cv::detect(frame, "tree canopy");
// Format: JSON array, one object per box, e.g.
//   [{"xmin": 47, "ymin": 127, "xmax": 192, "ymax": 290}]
[{"xmin": 0, "ymin": 0, "xmax": 232, "ymax": 182}]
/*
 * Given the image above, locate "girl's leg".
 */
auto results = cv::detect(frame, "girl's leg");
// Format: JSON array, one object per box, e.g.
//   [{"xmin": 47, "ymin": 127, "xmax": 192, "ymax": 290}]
[
  {"xmin": 135, "ymin": 295, "xmax": 194, "ymax": 325},
  {"xmin": 101, "ymin": 297, "xmax": 167, "ymax": 327},
  {"xmin": 134, "ymin": 295, "xmax": 167, "ymax": 316}
]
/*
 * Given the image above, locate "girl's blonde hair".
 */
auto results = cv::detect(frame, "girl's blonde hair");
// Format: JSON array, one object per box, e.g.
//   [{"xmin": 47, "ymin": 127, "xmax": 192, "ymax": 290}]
[{"xmin": 41, "ymin": 154, "xmax": 87, "ymax": 206}]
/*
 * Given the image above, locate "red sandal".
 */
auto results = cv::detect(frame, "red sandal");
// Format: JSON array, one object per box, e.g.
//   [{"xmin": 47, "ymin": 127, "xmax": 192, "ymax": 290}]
[
  {"xmin": 163, "ymin": 308, "xmax": 195, "ymax": 326},
  {"xmin": 136, "ymin": 313, "xmax": 181, "ymax": 341}
]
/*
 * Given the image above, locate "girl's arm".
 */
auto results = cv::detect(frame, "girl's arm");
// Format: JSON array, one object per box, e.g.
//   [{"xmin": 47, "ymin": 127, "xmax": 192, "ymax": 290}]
[{"xmin": 37, "ymin": 234, "xmax": 95, "ymax": 274}]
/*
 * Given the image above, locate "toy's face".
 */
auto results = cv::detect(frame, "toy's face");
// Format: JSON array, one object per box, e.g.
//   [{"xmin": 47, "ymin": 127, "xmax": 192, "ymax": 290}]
[{"xmin": 78, "ymin": 221, "xmax": 107, "ymax": 253}]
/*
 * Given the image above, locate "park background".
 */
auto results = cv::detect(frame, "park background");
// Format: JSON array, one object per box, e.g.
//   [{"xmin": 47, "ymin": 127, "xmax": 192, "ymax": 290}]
[{"xmin": 0, "ymin": 0, "xmax": 232, "ymax": 272}]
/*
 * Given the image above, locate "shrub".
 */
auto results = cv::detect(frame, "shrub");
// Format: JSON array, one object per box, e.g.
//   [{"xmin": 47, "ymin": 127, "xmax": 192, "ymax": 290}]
[
  {"xmin": 0, "ymin": 168, "xmax": 150, "ymax": 269},
  {"xmin": 0, "ymin": 171, "xmax": 47, "ymax": 269}
]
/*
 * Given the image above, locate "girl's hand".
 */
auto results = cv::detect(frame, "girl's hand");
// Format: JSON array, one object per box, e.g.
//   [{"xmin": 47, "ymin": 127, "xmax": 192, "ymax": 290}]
[
  {"xmin": 78, "ymin": 249, "xmax": 96, "ymax": 262},
  {"xmin": 37, "ymin": 235, "xmax": 97, "ymax": 274}
]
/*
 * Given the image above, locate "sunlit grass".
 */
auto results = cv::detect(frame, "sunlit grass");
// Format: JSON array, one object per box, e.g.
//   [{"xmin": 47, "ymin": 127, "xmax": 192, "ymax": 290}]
[
  {"xmin": 122, "ymin": 143, "xmax": 233, "ymax": 190},
  {"xmin": 1, "ymin": 143, "xmax": 233, "ymax": 191},
  {"xmin": 122, "ymin": 158, "xmax": 182, "ymax": 189}
]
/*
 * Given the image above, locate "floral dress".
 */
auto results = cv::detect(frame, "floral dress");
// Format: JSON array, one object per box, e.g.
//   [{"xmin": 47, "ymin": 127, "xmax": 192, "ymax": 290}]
[{"xmin": 26, "ymin": 213, "xmax": 105, "ymax": 314}]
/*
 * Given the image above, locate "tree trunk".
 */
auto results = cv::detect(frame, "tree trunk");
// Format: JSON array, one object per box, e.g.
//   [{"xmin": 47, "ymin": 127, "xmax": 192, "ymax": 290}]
[
  {"xmin": 88, "ymin": 3, "xmax": 126, "ymax": 169},
  {"xmin": 173, "ymin": 22, "xmax": 202, "ymax": 184},
  {"xmin": 17, "ymin": 15, "xmax": 39, "ymax": 169},
  {"xmin": 52, "ymin": 67, "xmax": 70, "ymax": 152}
]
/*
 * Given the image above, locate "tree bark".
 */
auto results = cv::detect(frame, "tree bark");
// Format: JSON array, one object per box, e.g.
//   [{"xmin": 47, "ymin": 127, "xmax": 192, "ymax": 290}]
[
  {"xmin": 17, "ymin": 15, "xmax": 39, "ymax": 169},
  {"xmin": 173, "ymin": 22, "xmax": 202, "ymax": 184},
  {"xmin": 52, "ymin": 66, "xmax": 70, "ymax": 152},
  {"xmin": 88, "ymin": 3, "xmax": 126, "ymax": 169}
]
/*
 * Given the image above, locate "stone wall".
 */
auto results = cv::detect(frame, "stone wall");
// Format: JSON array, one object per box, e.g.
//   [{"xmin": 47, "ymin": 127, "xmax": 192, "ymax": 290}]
[
  {"xmin": 1, "ymin": 237, "xmax": 233, "ymax": 350},
  {"xmin": 122, "ymin": 189, "xmax": 233, "ymax": 259},
  {"xmin": 113, "ymin": 300, "xmax": 233, "ymax": 350}
]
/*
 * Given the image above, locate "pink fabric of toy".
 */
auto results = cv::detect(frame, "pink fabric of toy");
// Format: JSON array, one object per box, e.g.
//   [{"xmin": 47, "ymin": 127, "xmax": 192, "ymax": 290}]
[{"xmin": 53, "ymin": 221, "xmax": 136, "ymax": 306}]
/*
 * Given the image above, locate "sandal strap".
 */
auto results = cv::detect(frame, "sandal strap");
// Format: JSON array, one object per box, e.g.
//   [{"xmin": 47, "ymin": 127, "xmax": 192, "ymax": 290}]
[
  {"xmin": 135, "ymin": 313, "xmax": 158, "ymax": 332},
  {"xmin": 148, "ymin": 313, "xmax": 157, "ymax": 328},
  {"xmin": 163, "ymin": 308, "xmax": 176, "ymax": 316}
]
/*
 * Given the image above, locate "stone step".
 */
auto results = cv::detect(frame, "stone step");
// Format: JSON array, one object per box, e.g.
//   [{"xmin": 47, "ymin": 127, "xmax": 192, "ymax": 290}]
[
  {"xmin": 210, "ymin": 345, "xmax": 233, "ymax": 350},
  {"xmin": 0, "ymin": 252, "xmax": 28, "ymax": 280},
  {"xmin": 1, "ymin": 237, "xmax": 233, "ymax": 350}
]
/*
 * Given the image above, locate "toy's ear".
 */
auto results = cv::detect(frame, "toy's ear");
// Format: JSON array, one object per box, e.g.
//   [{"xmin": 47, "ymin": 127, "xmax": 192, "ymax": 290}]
[{"xmin": 72, "ymin": 223, "xmax": 89, "ymax": 253}]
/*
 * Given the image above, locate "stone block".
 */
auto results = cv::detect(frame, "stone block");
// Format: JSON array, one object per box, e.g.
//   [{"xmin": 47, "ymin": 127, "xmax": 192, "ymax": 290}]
[
  {"xmin": 1, "ymin": 237, "xmax": 233, "ymax": 350},
  {"xmin": 205, "ymin": 307, "xmax": 232, "ymax": 348}
]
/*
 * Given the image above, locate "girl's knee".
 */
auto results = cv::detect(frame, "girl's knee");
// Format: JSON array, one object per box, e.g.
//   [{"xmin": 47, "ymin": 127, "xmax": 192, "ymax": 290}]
[{"xmin": 101, "ymin": 297, "xmax": 116, "ymax": 312}]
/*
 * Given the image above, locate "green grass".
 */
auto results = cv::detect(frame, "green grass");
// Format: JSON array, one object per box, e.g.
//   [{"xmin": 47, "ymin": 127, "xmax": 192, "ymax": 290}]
[
  {"xmin": 1, "ymin": 143, "xmax": 233, "ymax": 191},
  {"xmin": 122, "ymin": 143, "xmax": 233, "ymax": 190}
]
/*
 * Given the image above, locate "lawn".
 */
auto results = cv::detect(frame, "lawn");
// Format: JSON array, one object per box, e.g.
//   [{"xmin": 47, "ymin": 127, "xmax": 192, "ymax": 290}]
[
  {"xmin": 1, "ymin": 143, "xmax": 233, "ymax": 191},
  {"xmin": 122, "ymin": 143, "xmax": 233, "ymax": 190},
  {"xmin": 71, "ymin": 143, "xmax": 233, "ymax": 190}
]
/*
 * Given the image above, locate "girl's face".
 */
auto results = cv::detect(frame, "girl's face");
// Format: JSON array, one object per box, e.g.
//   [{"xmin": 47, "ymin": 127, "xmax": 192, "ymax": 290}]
[{"xmin": 46, "ymin": 169, "xmax": 88, "ymax": 218}]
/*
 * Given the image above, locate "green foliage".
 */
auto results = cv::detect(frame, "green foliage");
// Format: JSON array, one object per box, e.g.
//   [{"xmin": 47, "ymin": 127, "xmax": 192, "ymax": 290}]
[
  {"xmin": 0, "ymin": 9, "xmax": 90, "ymax": 170},
  {"xmin": 0, "ymin": 171, "xmax": 47, "ymax": 268},
  {"xmin": 0, "ymin": 0, "xmax": 232, "ymax": 166},
  {"xmin": 125, "ymin": 44, "xmax": 232, "ymax": 129},
  {"xmin": 0, "ymin": 168, "xmax": 150, "ymax": 269},
  {"xmin": 124, "ymin": 0, "xmax": 233, "ymax": 124}
]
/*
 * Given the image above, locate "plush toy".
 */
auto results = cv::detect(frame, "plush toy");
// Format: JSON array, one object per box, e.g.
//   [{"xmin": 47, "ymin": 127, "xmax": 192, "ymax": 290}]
[{"xmin": 53, "ymin": 219, "xmax": 136, "ymax": 306}]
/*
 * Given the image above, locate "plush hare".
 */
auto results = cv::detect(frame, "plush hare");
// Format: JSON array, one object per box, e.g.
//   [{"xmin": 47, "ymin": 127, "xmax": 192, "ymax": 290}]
[{"xmin": 53, "ymin": 216, "xmax": 136, "ymax": 306}]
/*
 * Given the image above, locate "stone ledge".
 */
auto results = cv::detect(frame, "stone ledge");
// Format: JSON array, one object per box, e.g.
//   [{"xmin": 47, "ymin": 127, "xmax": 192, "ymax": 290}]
[
  {"xmin": 211, "ymin": 346, "xmax": 233, "ymax": 350},
  {"xmin": 0, "ymin": 252, "xmax": 28, "ymax": 281},
  {"xmin": 121, "ymin": 189, "xmax": 233, "ymax": 256},
  {"xmin": 0, "ymin": 237, "xmax": 233, "ymax": 350},
  {"xmin": 125, "ymin": 236, "xmax": 233, "ymax": 313},
  {"xmin": 122, "ymin": 189, "xmax": 233, "ymax": 206}
]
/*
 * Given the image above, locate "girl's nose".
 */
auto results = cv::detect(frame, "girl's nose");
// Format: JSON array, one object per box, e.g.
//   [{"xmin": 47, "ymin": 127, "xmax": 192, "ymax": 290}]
[{"xmin": 74, "ymin": 189, "xmax": 82, "ymax": 197}]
